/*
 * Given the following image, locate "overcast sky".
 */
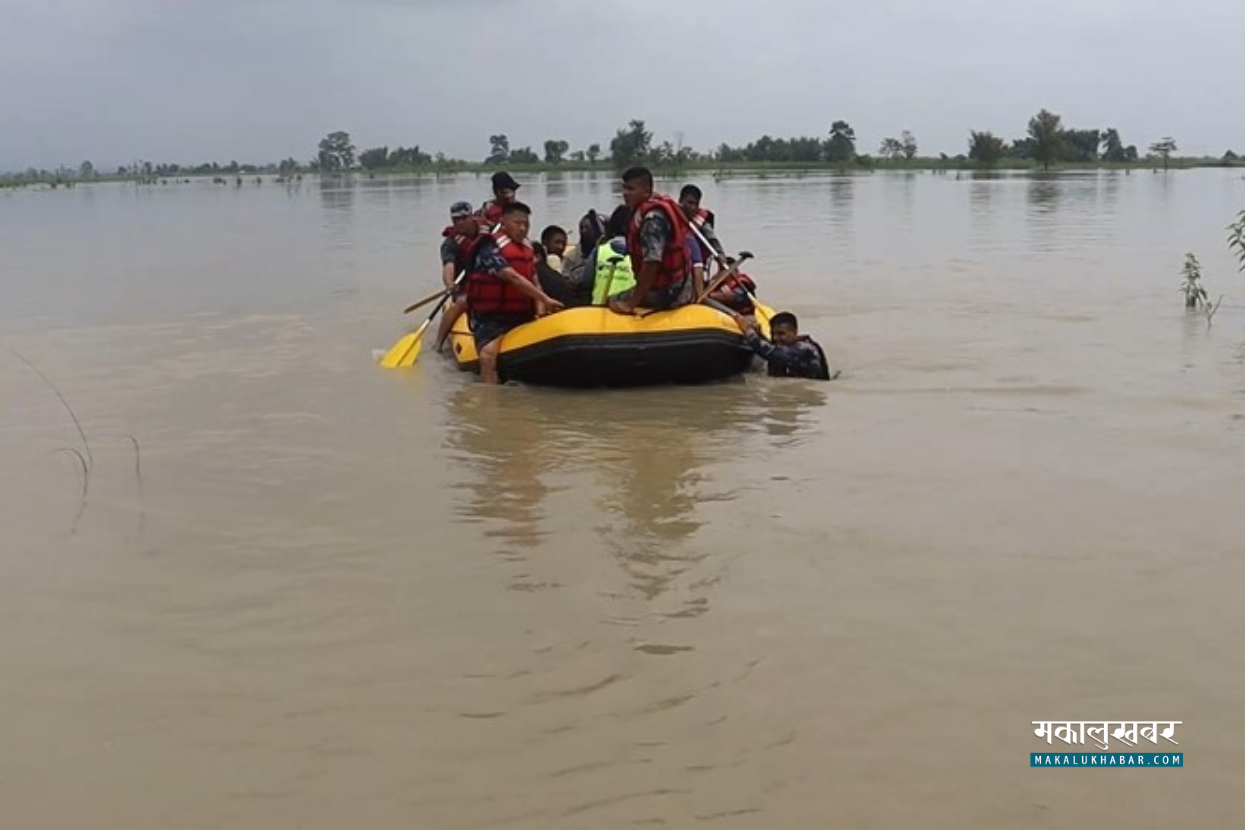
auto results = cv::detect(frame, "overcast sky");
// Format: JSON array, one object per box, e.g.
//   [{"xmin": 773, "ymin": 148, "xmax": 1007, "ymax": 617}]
[{"xmin": 1, "ymin": 0, "xmax": 1240, "ymax": 170}]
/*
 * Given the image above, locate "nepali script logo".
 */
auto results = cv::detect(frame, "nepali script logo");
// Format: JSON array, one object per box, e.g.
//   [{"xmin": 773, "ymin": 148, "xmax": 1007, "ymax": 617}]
[{"xmin": 1031, "ymin": 721, "xmax": 1183, "ymax": 768}]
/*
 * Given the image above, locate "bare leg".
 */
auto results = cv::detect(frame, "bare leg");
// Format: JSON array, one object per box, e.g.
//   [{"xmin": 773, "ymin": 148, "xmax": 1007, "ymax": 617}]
[
  {"xmin": 478, "ymin": 336, "xmax": 502, "ymax": 384},
  {"xmin": 435, "ymin": 297, "xmax": 467, "ymax": 353}
]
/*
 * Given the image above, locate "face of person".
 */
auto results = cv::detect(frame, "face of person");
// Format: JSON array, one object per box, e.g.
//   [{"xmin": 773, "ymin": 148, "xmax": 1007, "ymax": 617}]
[
  {"xmin": 453, "ymin": 215, "xmax": 477, "ymax": 235},
  {"xmin": 622, "ymin": 178, "xmax": 650, "ymax": 209},
  {"xmin": 495, "ymin": 187, "xmax": 517, "ymax": 203},
  {"xmin": 500, "ymin": 211, "xmax": 530, "ymax": 242},
  {"xmin": 545, "ymin": 232, "xmax": 567, "ymax": 257},
  {"xmin": 771, "ymin": 322, "xmax": 799, "ymax": 347},
  {"xmin": 679, "ymin": 193, "xmax": 700, "ymax": 218}
]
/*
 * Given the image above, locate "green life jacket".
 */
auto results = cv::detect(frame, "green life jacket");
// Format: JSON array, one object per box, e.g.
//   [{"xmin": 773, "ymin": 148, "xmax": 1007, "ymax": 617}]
[{"xmin": 591, "ymin": 238, "xmax": 636, "ymax": 305}]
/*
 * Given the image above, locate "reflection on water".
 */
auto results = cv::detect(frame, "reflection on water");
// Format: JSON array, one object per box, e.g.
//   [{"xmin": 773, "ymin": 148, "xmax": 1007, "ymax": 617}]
[
  {"xmin": 826, "ymin": 175, "xmax": 855, "ymax": 235},
  {"xmin": 442, "ymin": 381, "xmax": 825, "ymax": 608}
]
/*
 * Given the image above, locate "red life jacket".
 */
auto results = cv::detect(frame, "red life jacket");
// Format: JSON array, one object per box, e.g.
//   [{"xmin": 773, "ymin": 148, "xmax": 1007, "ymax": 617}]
[
  {"xmin": 480, "ymin": 200, "xmax": 504, "ymax": 225},
  {"xmin": 719, "ymin": 272, "xmax": 757, "ymax": 315},
  {"xmin": 466, "ymin": 232, "xmax": 537, "ymax": 315},
  {"xmin": 442, "ymin": 225, "xmax": 478, "ymax": 273},
  {"xmin": 689, "ymin": 207, "xmax": 716, "ymax": 230},
  {"xmin": 627, "ymin": 194, "xmax": 692, "ymax": 290}
]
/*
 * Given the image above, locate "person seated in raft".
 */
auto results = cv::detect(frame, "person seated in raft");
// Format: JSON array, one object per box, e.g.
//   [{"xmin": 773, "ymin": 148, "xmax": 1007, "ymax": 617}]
[
  {"xmin": 678, "ymin": 183, "xmax": 726, "ymax": 267},
  {"xmin": 560, "ymin": 208, "xmax": 606, "ymax": 290},
  {"xmin": 584, "ymin": 206, "xmax": 635, "ymax": 305},
  {"xmin": 706, "ymin": 255, "xmax": 758, "ymax": 320},
  {"xmin": 539, "ymin": 225, "xmax": 568, "ymax": 272},
  {"xmin": 731, "ymin": 311, "xmax": 836, "ymax": 380},
  {"xmin": 465, "ymin": 202, "xmax": 565, "ymax": 384},
  {"xmin": 478, "ymin": 171, "xmax": 520, "ymax": 227},
  {"xmin": 608, "ymin": 166, "xmax": 696, "ymax": 315},
  {"xmin": 532, "ymin": 225, "xmax": 577, "ymax": 308}
]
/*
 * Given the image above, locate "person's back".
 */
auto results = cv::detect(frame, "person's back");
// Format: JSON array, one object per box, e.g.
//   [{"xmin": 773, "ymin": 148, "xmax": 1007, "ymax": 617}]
[
  {"xmin": 591, "ymin": 237, "xmax": 635, "ymax": 305},
  {"xmin": 587, "ymin": 204, "xmax": 636, "ymax": 305}
]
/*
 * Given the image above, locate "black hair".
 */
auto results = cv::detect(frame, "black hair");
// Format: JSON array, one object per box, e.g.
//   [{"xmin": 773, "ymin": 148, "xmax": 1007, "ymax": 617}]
[
  {"xmin": 605, "ymin": 205, "xmax": 632, "ymax": 238},
  {"xmin": 578, "ymin": 209, "xmax": 605, "ymax": 256},
  {"xmin": 679, "ymin": 184, "xmax": 702, "ymax": 201},
  {"xmin": 540, "ymin": 225, "xmax": 567, "ymax": 246},
  {"xmin": 621, "ymin": 166, "xmax": 653, "ymax": 188},
  {"xmin": 770, "ymin": 311, "xmax": 799, "ymax": 330},
  {"xmin": 501, "ymin": 201, "xmax": 531, "ymax": 216}
]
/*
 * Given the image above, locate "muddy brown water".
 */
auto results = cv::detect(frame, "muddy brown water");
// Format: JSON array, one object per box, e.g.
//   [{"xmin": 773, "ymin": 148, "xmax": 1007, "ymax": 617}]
[{"xmin": 3, "ymin": 170, "xmax": 1244, "ymax": 827}]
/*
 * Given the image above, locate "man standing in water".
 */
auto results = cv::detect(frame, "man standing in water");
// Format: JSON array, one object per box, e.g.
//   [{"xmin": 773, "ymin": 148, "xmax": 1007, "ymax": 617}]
[
  {"xmin": 435, "ymin": 201, "xmax": 481, "ymax": 352},
  {"xmin": 734, "ymin": 311, "xmax": 835, "ymax": 380},
  {"xmin": 608, "ymin": 167, "xmax": 695, "ymax": 315},
  {"xmin": 466, "ymin": 202, "xmax": 564, "ymax": 384}
]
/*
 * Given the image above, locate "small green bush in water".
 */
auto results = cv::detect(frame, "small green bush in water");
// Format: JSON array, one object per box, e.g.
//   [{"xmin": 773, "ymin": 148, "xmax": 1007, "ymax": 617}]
[{"xmin": 1180, "ymin": 253, "xmax": 1208, "ymax": 309}]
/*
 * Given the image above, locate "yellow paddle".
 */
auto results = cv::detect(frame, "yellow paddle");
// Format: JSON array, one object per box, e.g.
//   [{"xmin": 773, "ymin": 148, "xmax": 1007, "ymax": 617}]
[{"xmin": 379, "ymin": 272, "xmax": 465, "ymax": 369}]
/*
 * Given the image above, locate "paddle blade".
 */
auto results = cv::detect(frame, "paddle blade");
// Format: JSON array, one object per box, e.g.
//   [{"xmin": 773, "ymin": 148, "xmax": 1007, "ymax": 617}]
[
  {"xmin": 378, "ymin": 319, "xmax": 431, "ymax": 369},
  {"xmin": 379, "ymin": 332, "xmax": 418, "ymax": 369}
]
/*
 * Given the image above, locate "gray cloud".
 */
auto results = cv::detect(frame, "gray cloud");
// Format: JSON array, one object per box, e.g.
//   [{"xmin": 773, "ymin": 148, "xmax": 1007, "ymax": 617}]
[{"xmin": 2, "ymin": 0, "xmax": 1240, "ymax": 170}]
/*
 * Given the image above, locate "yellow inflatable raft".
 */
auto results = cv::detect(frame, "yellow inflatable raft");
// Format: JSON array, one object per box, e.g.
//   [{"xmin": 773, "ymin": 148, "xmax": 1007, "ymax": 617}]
[{"xmin": 448, "ymin": 303, "xmax": 774, "ymax": 387}]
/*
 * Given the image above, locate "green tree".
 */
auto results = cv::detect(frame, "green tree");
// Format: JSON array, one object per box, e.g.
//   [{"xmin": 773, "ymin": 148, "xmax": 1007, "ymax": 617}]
[
  {"xmin": 570, "ymin": 150, "xmax": 586, "ymax": 162},
  {"xmin": 968, "ymin": 130, "xmax": 1006, "ymax": 166},
  {"xmin": 1028, "ymin": 109, "xmax": 1063, "ymax": 170},
  {"xmin": 879, "ymin": 136, "xmax": 905, "ymax": 160},
  {"xmin": 586, "ymin": 143, "xmax": 601, "ymax": 163},
  {"xmin": 900, "ymin": 130, "xmax": 918, "ymax": 160},
  {"xmin": 825, "ymin": 120, "xmax": 856, "ymax": 163},
  {"xmin": 487, "ymin": 134, "xmax": 509, "ymax": 164},
  {"xmin": 317, "ymin": 131, "xmax": 355, "ymax": 171},
  {"xmin": 543, "ymin": 139, "xmax": 569, "ymax": 164},
  {"xmin": 1060, "ymin": 128, "xmax": 1100, "ymax": 162},
  {"xmin": 1101, "ymin": 128, "xmax": 1129, "ymax": 162},
  {"xmin": 278, "ymin": 157, "xmax": 299, "ymax": 175},
  {"xmin": 390, "ymin": 146, "xmax": 430, "ymax": 166},
  {"xmin": 78, "ymin": 160, "xmax": 95, "ymax": 179},
  {"xmin": 1149, "ymin": 137, "xmax": 1177, "ymax": 171},
  {"xmin": 359, "ymin": 146, "xmax": 390, "ymax": 169},
  {"xmin": 609, "ymin": 119, "xmax": 653, "ymax": 169},
  {"xmin": 509, "ymin": 146, "xmax": 539, "ymax": 164}
]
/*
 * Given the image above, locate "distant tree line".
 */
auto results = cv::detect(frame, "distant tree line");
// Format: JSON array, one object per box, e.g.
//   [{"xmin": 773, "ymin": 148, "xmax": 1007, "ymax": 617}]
[{"xmin": 5, "ymin": 111, "xmax": 1244, "ymax": 189}]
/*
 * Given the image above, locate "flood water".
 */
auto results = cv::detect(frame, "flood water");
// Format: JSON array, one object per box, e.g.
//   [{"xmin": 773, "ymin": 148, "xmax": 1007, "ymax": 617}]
[{"xmin": 3, "ymin": 169, "xmax": 1244, "ymax": 827}]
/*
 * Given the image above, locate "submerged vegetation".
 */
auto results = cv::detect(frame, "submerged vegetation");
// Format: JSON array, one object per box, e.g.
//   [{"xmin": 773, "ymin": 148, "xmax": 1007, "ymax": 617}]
[
  {"xmin": 1176, "ymin": 211, "xmax": 1245, "ymax": 328},
  {"xmin": 3, "ymin": 108, "xmax": 1242, "ymax": 189}
]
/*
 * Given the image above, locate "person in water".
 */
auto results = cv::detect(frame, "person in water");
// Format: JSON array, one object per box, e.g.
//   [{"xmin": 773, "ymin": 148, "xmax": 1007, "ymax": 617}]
[
  {"xmin": 734, "ymin": 311, "xmax": 835, "ymax": 380},
  {"xmin": 434, "ymin": 200, "xmax": 481, "ymax": 352},
  {"xmin": 465, "ymin": 202, "xmax": 564, "ymax": 384}
]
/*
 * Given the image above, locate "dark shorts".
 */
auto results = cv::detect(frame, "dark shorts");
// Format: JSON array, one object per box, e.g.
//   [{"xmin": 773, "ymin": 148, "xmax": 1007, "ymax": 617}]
[
  {"xmin": 470, "ymin": 311, "xmax": 534, "ymax": 352},
  {"xmin": 608, "ymin": 278, "xmax": 692, "ymax": 310}
]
